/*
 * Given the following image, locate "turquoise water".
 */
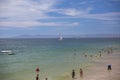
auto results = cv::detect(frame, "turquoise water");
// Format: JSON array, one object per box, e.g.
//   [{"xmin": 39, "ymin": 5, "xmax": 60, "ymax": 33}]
[{"xmin": 0, "ymin": 38, "xmax": 120, "ymax": 80}]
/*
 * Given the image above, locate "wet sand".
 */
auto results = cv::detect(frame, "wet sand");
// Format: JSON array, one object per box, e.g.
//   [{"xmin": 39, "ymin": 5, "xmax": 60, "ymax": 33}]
[{"xmin": 75, "ymin": 52, "xmax": 120, "ymax": 80}]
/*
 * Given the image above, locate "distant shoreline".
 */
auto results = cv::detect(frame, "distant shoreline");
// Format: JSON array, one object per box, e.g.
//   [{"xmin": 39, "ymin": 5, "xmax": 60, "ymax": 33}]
[{"xmin": 0, "ymin": 37, "xmax": 120, "ymax": 39}]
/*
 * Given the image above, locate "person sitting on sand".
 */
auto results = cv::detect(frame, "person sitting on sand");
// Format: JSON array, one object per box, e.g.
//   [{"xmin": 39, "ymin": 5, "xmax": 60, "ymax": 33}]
[
  {"xmin": 80, "ymin": 68, "xmax": 83, "ymax": 78},
  {"xmin": 72, "ymin": 69, "xmax": 75, "ymax": 79}
]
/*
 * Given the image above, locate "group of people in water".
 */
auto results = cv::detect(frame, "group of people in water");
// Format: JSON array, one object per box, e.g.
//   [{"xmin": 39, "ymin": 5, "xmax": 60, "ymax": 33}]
[
  {"xmin": 71, "ymin": 48, "xmax": 113, "ymax": 79},
  {"xmin": 35, "ymin": 47, "xmax": 113, "ymax": 80},
  {"xmin": 83, "ymin": 48, "xmax": 113, "ymax": 59}
]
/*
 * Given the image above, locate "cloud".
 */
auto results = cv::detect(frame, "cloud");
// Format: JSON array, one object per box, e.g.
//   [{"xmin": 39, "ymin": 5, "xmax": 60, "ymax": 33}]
[
  {"xmin": 54, "ymin": 6, "xmax": 120, "ymax": 20},
  {"xmin": 59, "ymin": 9, "xmax": 80, "ymax": 16},
  {"xmin": 0, "ymin": 0, "xmax": 57, "ymax": 21},
  {"xmin": 0, "ymin": 0, "xmax": 119, "ymax": 21},
  {"xmin": 57, "ymin": 8, "xmax": 120, "ymax": 20},
  {"xmin": 82, "ymin": 12, "xmax": 120, "ymax": 20},
  {"xmin": 0, "ymin": 0, "xmax": 80, "ymax": 28},
  {"xmin": 0, "ymin": 21, "xmax": 80, "ymax": 28},
  {"xmin": 57, "ymin": 8, "xmax": 92, "ymax": 16},
  {"xmin": 0, "ymin": 0, "xmax": 120, "ymax": 28}
]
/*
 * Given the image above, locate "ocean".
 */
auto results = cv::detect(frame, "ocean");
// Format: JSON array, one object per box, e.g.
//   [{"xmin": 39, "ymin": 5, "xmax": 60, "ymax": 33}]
[{"xmin": 0, "ymin": 38, "xmax": 120, "ymax": 80}]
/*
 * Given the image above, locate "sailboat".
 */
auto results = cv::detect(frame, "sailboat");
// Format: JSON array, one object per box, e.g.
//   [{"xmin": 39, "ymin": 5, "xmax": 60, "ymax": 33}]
[{"xmin": 59, "ymin": 34, "xmax": 63, "ymax": 41}]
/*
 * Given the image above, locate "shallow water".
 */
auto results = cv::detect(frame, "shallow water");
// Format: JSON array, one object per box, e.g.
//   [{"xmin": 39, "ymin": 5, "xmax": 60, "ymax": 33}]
[{"xmin": 0, "ymin": 38, "xmax": 120, "ymax": 80}]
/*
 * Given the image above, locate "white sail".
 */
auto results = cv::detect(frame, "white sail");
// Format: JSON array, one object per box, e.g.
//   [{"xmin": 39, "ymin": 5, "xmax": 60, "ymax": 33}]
[{"xmin": 59, "ymin": 34, "xmax": 63, "ymax": 41}]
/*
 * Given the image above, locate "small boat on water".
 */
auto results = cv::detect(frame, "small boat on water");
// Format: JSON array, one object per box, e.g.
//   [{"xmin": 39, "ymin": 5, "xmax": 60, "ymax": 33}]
[
  {"xmin": 59, "ymin": 34, "xmax": 63, "ymax": 41},
  {"xmin": 1, "ymin": 50, "xmax": 14, "ymax": 55}
]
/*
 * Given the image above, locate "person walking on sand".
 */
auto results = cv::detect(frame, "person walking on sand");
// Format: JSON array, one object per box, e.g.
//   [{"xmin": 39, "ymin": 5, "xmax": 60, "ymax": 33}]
[
  {"xmin": 72, "ymin": 69, "xmax": 75, "ymax": 79},
  {"xmin": 80, "ymin": 68, "xmax": 83, "ymax": 78}
]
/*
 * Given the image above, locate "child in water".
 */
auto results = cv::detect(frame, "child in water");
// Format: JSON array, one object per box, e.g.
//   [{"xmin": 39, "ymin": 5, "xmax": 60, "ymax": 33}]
[
  {"xmin": 80, "ymin": 68, "xmax": 83, "ymax": 78},
  {"xmin": 72, "ymin": 69, "xmax": 75, "ymax": 79}
]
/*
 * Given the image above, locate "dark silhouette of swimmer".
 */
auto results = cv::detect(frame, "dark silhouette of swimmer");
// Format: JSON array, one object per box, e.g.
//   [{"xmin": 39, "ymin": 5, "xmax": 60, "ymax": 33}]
[
  {"xmin": 90, "ymin": 54, "xmax": 92, "ymax": 58},
  {"xmin": 36, "ymin": 74, "xmax": 39, "ymax": 80},
  {"xmin": 45, "ymin": 78, "xmax": 48, "ymax": 80},
  {"xmin": 80, "ymin": 68, "xmax": 83, "ymax": 78},
  {"xmin": 84, "ymin": 54, "xmax": 87, "ymax": 57},
  {"xmin": 72, "ymin": 69, "xmax": 75, "ymax": 79},
  {"xmin": 99, "ymin": 53, "xmax": 102, "ymax": 58},
  {"xmin": 108, "ymin": 51, "xmax": 110, "ymax": 55},
  {"xmin": 108, "ymin": 64, "xmax": 112, "ymax": 70}
]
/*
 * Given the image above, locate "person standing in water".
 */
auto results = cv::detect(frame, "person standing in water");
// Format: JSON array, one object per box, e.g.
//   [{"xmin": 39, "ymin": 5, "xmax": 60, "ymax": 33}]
[
  {"xmin": 80, "ymin": 68, "xmax": 83, "ymax": 78},
  {"xmin": 45, "ymin": 78, "xmax": 48, "ymax": 80},
  {"xmin": 72, "ymin": 69, "xmax": 75, "ymax": 79},
  {"xmin": 36, "ymin": 67, "xmax": 40, "ymax": 74},
  {"xmin": 107, "ymin": 50, "xmax": 110, "ymax": 55},
  {"xmin": 36, "ymin": 74, "xmax": 39, "ymax": 80},
  {"xmin": 107, "ymin": 64, "xmax": 112, "ymax": 70}
]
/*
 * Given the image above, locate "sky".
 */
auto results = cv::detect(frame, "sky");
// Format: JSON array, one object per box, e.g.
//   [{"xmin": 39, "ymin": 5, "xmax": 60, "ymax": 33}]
[{"xmin": 0, "ymin": 0, "xmax": 120, "ymax": 38}]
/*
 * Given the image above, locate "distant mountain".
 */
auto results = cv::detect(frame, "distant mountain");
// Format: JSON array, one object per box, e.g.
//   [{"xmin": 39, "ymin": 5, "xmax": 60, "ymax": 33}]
[
  {"xmin": 14, "ymin": 34, "xmax": 120, "ymax": 38},
  {"xmin": 76, "ymin": 34, "xmax": 120, "ymax": 38},
  {"xmin": 15, "ymin": 35, "xmax": 58, "ymax": 38}
]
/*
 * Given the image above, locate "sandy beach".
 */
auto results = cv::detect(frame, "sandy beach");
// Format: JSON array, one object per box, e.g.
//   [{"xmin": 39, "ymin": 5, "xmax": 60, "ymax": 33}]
[{"xmin": 75, "ymin": 51, "xmax": 120, "ymax": 80}]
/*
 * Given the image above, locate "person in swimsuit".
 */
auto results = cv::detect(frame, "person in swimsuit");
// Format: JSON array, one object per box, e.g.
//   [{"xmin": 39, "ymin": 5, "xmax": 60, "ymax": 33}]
[
  {"xmin": 72, "ymin": 69, "xmax": 75, "ymax": 79},
  {"xmin": 80, "ymin": 68, "xmax": 83, "ymax": 78}
]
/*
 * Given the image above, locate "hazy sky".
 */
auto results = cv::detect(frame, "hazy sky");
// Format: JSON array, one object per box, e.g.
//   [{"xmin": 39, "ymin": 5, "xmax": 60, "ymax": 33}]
[{"xmin": 0, "ymin": 0, "xmax": 120, "ymax": 38}]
